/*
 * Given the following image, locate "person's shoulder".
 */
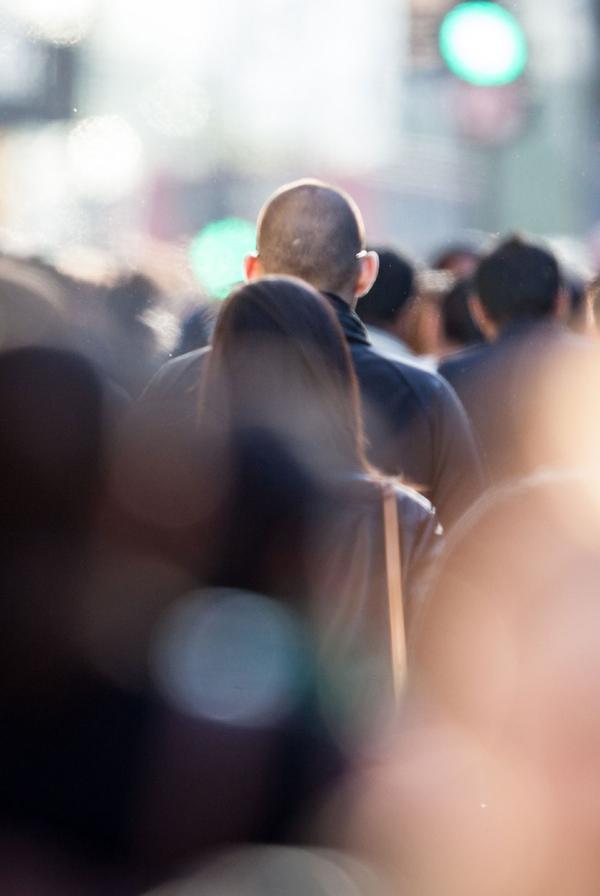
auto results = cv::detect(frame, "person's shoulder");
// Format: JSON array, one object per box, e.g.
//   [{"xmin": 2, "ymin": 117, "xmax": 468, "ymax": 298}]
[
  {"xmin": 141, "ymin": 346, "xmax": 210, "ymax": 400},
  {"xmin": 156, "ymin": 346, "xmax": 209, "ymax": 380},
  {"xmin": 359, "ymin": 341, "xmax": 449, "ymax": 392},
  {"xmin": 438, "ymin": 342, "xmax": 489, "ymax": 381}
]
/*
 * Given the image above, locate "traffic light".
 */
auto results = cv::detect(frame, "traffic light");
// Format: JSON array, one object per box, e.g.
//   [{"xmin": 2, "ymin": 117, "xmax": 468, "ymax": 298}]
[{"xmin": 439, "ymin": 2, "xmax": 527, "ymax": 87}]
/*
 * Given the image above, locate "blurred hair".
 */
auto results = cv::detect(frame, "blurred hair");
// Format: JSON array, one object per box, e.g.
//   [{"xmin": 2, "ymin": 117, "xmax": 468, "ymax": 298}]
[
  {"xmin": 441, "ymin": 277, "xmax": 483, "ymax": 347},
  {"xmin": 0, "ymin": 346, "xmax": 103, "ymax": 533},
  {"xmin": 475, "ymin": 234, "xmax": 561, "ymax": 325},
  {"xmin": 256, "ymin": 180, "xmax": 365, "ymax": 295},
  {"xmin": 0, "ymin": 258, "xmax": 66, "ymax": 351},
  {"xmin": 430, "ymin": 243, "xmax": 479, "ymax": 276},
  {"xmin": 358, "ymin": 247, "xmax": 416, "ymax": 326},
  {"xmin": 199, "ymin": 276, "xmax": 368, "ymax": 474}
]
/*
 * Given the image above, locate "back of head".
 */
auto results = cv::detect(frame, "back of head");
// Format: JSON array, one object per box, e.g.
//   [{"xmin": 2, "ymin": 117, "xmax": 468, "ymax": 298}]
[
  {"xmin": 431, "ymin": 243, "xmax": 479, "ymax": 278},
  {"xmin": 441, "ymin": 277, "xmax": 483, "ymax": 347},
  {"xmin": 475, "ymin": 234, "xmax": 561, "ymax": 326},
  {"xmin": 0, "ymin": 258, "xmax": 66, "ymax": 352},
  {"xmin": 256, "ymin": 179, "xmax": 365, "ymax": 295},
  {"xmin": 107, "ymin": 272, "xmax": 159, "ymax": 325},
  {"xmin": 358, "ymin": 247, "xmax": 415, "ymax": 327},
  {"xmin": 201, "ymin": 275, "xmax": 365, "ymax": 474}
]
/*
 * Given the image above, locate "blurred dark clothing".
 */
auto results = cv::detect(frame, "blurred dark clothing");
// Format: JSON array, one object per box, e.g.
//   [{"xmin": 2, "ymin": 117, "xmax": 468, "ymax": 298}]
[
  {"xmin": 143, "ymin": 295, "xmax": 483, "ymax": 528},
  {"xmin": 438, "ymin": 319, "xmax": 588, "ymax": 484},
  {"xmin": 323, "ymin": 294, "xmax": 483, "ymax": 528},
  {"xmin": 0, "ymin": 349, "xmax": 347, "ymax": 890},
  {"xmin": 174, "ymin": 303, "xmax": 218, "ymax": 356},
  {"xmin": 100, "ymin": 276, "xmax": 169, "ymax": 398},
  {"xmin": 195, "ymin": 426, "xmax": 441, "ymax": 620},
  {"xmin": 185, "ymin": 424, "xmax": 442, "ymax": 736}
]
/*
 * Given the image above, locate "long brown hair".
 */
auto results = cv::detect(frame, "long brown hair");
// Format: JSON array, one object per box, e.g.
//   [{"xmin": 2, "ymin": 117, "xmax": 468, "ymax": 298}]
[{"xmin": 198, "ymin": 276, "xmax": 369, "ymax": 476}]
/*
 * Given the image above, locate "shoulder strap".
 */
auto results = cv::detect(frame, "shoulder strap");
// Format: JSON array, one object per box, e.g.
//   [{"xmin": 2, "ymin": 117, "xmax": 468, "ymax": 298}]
[{"xmin": 382, "ymin": 486, "xmax": 407, "ymax": 701}]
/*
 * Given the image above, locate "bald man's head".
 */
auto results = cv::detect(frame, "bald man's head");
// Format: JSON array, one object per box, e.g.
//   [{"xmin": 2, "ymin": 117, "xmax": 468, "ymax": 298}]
[{"xmin": 255, "ymin": 180, "xmax": 366, "ymax": 296}]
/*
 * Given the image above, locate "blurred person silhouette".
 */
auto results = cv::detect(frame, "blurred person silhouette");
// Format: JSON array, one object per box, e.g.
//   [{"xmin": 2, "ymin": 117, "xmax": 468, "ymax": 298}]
[
  {"xmin": 343, "ymin": 471, "xmax": 600, "ymax": 896},
  {"xmin": 431, "ymin": 241, "xmax": 480, "ymax": 278},
  {"xmin": 0, "ymin": 257, "xmax": 68, "ymax": 352},
  {"xmin": 438, "ymin": 234, "xmax": 585, "ymax": 484},
  {"xmin": 196, "ymin": 275, "xmax": 441, "ymax": 621},
  {"xmin": 174, "ymin": 302, "xmax": 218, "ymax": 356},
  {"xmin": 101, "ymin": 277, "xmax": 442, "ymax": 884},
  {"xmin": 0, "ymin": 341, "xmax": 346, "ymax": 891},
  {"xmin": 438, "ymin": 276, "xmax": 484, "ymax": 358},
  {"xmin": 1, "ymin": 254, "xmax": 159, "ymax": 401},
  {"xmin": 190, "ymin": 275, "xmax": 442, "ymax": 736},
  {"xmin": 145, "ymin": 180, "xmax": 483, "ymax": 528},
  {"xmin": 356, "ymin": 246, "xmax": 422, "ymax": 363},
  {"xmin": 0, "ymin": 345, "xmax": 154, "ymax": 892},
  {"xmin": 102, "ymin": 273, "xmax": 170, "ymax": 397}
]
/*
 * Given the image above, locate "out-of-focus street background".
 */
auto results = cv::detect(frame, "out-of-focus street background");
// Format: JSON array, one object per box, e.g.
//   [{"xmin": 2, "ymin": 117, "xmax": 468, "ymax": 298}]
[{"xmin": 0, "ymin": 0, "xmax": 597, "ymax": 285}]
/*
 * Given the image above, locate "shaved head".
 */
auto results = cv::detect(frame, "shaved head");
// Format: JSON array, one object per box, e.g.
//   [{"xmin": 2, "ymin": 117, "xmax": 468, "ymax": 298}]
[{"xmin": 256, "ymin": 179, "xmax": 366, "ymax": 295}]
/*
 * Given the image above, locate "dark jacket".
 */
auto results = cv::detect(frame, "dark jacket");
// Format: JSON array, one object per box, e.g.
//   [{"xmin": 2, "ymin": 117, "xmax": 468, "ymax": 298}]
[
  {"xmin": 190, "ymin": 424, "xmax": 442, "ymax": 716},
  {"xmin": 142, "ymin": 294, "xmax": 483, "ymax": 528},
  {"xmin": 439, "ymin": 318, "xmax": 590, "ymax": 485},
  {"xmin": 324, "ymin": 294, "xmax": 483, "ymax": 527}
]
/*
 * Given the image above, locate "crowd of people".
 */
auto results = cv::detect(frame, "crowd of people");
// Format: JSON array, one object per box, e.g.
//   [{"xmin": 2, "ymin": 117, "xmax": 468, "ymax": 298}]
[{"xmin": 2, "ymin": 178, "xmax": 600, "ymax": 894}]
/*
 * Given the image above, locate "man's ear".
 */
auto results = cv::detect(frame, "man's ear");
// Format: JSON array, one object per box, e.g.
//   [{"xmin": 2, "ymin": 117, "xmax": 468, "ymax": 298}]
[
  {"xmin": 244, "ymin": 252, "xmax": 264, "ymax": 282},
  {"xmin": 354, "ymin": 250, "xmax": 379, "ymax": 299},
  {"xmin": 469, "ymin": 295, "xmax": 498, "ymax": 341}
]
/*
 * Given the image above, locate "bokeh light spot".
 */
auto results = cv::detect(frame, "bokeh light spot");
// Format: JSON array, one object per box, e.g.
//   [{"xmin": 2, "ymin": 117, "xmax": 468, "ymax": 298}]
[
  {"xmin": 189, "ymin": 217, "xmax": 256, "ymax": 299},
  {"xmin": 67, "ymin": 115, "xmax": 143, "ymax": 202},
  {"xmin": 439, "ymin": 2, "xmax": 527, "ymax": 87},
  {"xmin": 152, "ymin": 589, "xmax": 306, "ymax": 727}
]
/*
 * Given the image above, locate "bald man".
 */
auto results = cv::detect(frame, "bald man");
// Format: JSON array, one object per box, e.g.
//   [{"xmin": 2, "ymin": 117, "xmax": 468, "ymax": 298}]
[{"xmin": 143, "ymin": 180, "xmax": 483, "ymax": 527}]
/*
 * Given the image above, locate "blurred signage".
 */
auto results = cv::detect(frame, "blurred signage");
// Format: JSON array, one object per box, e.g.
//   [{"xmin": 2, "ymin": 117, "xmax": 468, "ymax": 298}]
[{"xmin": 0, "ymin": 23, "xmax": 76, "ymax": 124}]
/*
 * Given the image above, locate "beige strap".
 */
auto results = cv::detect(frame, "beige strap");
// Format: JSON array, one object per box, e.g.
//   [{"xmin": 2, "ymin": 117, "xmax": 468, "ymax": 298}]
[{"xmin": 383, "ymin": 486, "xmax": 407, "ymax": 700}]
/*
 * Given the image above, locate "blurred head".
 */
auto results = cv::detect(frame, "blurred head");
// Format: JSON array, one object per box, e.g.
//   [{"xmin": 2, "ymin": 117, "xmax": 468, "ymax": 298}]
[
  {"xmin": 0, "ymin": 258, "xmax": 67, "ymax": 352},
  {"xmin": 472, "ymin": 235, "xmax": 565, "ymax": 339},
  {"xmin": 245, "ymin": 180, "xmax": 378, "ymax": 305},
  {"xmin": 431, "ymin": 243, "xmax": 479, "ymax": 279},
  {"xmin": 357, "ymin": 247, "xmax": 416, "ymax": 332},
  {"xmin": 106, "ymin": 272, "xmax": 159, "ymax": 325},
  {"xmin": 199, "ymin": 276, "xmax": 367, "ymax": 474},
  {"xmin": 440, "ymin": 277, "xmax": 483, "ymax": 351}
]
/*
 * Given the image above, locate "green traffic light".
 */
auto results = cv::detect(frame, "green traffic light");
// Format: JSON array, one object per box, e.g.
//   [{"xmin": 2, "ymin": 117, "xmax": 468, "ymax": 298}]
[
  {"xmin": 189, "ymin": 217, "xmax": 256, "ymax": 299},
  {"xmin": 439, "ymin": 2, "xmax": 527, "ymax": 86}
]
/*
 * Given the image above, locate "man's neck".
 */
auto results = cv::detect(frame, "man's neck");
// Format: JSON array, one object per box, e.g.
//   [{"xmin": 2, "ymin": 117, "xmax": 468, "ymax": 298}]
[{"xmin": 322, "ymin": 287, "xmax": 356, "ymax": 309}]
